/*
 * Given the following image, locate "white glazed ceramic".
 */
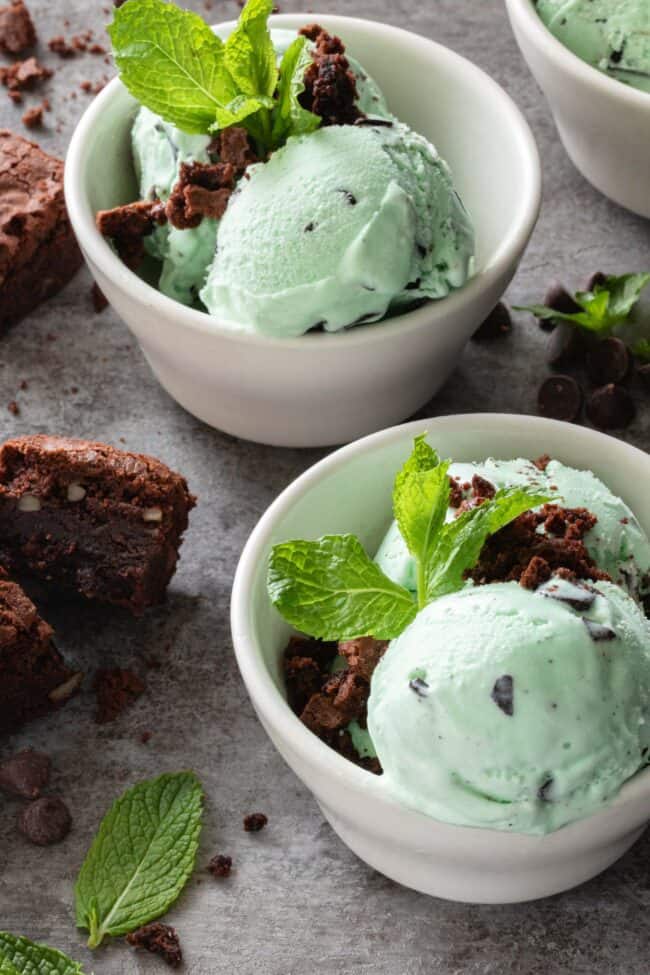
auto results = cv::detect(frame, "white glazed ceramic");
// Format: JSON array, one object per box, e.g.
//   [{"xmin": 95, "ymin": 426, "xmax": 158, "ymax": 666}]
[
  {"xmin": 231, "ymin": 413, "xmax": 650, "ymax": 903},
  {"xmin": 65, "ymin": 14, "xmax": 541, "ymax": 448},
  {"xmin": 505, "ymin": 0, "xmax": 650, "ymax": 218}
]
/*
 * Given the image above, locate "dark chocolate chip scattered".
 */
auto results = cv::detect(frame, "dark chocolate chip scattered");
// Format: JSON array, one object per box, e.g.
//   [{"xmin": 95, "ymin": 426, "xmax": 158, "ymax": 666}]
[
  {"xmin": 491, "ymin": 675, "xmax": 514, "ymax": 716},
  {"xmin": 637, "ymin": 363, "xmax": 650, "ymax": 391},
  {"xmin": 472, "ymin": 301, "xmax": 512, "ymax": 341},
  {"xmin": 127, "ymin": 923, "xmax": 182, "ymax": 968},
  {"xmin": 17, "ymin": 796, "xmax": 71, "ymax": 845},
  {"xmin": 208, "ymin": 853, "xmax": 233, "ymax": 878},
  {"xmin": 243, "ymin": 812, "xmax": 268, "ymax": 832},
  {"xmin": 585, "ymin": 337, "xmax": 630, "ymax": 385},
  {"xmin": 537, "ymin": 374, "xmax": 583, "ymax": 422},
  {"xmin": 537, "ymin": 777, "xmax": 553, "ymax": 802},
  {"xmin": 540, "ymin": 281, "xmax": 580, "ymax": 331},
  {"xmin": 538, "ymin": 578, "xmax": 596, "ymax": 610},
  {"xmin": 546, "ymin": 322, "xmax": 589, "ymax": 369},
  {"xmin": 354, "ymin": 116, "xmax": 393, "ymax": 127},
  {"xmin": 583, "ymin": 619, "xmax": 616, "ymax": 642},
  {"xmin": 0, "ymin": 749, "xmax": 50, "ymax": 799},
  {"xmin": 583, "ymin": 271, "xmax": 606, "ymax": 292},
  {"xmin": 586, "ymin": 384, "xmax": 636, "ymax": 430},
  {"xmin": 409, "ymin": 677, "xmax": 430, "ymax": 698}
]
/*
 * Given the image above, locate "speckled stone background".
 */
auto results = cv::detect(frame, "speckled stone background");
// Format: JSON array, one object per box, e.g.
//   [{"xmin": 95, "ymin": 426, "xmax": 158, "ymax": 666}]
[{"xmin": 1, "ymin": 0, "xmax": 650, "ymax": 972}]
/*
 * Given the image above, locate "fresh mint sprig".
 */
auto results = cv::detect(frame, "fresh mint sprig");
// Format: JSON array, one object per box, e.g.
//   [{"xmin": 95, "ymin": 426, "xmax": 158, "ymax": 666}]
[
  {"xmin": 108, "ymin": 0, "xmax": 320, "ymax": 155},
  {"xmin": 515, "ymin": 273, "xmax": 650, "ymax": 336},
  {"xmin": 267, "ymin": 436, "xmax": 550, "ymax": 641},
  {"xmin": 0, "ymin": 933, "xmax": 86, "ymax": 975},
  {"xmin": 75, "ymin": 771, "xmax": 203, "ymax": 949}
]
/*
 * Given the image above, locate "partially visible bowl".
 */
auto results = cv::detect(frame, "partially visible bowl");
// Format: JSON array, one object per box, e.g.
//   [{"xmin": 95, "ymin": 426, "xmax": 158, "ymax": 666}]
[
  {"xmin": 65, "ymin": 14, "xmax": 540, "ymax": 448},
  {"xmin": 505, "ymin": 0, "xmax": 650, "ymax": 218},
  {"xmin": 231, "ymin": 413, "xmax": 650, "ymax": 903}
]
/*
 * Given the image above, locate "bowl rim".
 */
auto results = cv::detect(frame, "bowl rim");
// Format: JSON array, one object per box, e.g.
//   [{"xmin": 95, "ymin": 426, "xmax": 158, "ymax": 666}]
[
  {"xmin": 231, "ymin": 412, "xmax": 650, "ymax": 833},
  {"xmin": 505, "ymin": 0, "xmax": 650, "ymax": 109},
  {"xmin": 65, "ymin": 12, "xmax": 541, "ymax": 352}
]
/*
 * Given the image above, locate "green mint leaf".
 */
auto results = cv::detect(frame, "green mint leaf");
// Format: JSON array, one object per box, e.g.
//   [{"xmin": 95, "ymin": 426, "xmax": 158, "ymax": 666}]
[
  {"xmin": 212, "ymin": 92, "xmax": 275, "ymax": 130},
  {"xmin": 75, "ymin": 771, "xmax": 203, "ymax": 949},
  {"xmin": 0, "ymin": 933, "xmax": 85, "ymax": 975},
  {"xmin": 604, "ymin": 273, "xmax": 650, "ymax": 321},
  {"xmin": 392, "ymin": 435, "xmax": 450, "ymax": 609},
  {"xmin": 425, "ymin": 487, "xmax": 551, "ymax": 601},
  {"xmin": 108, "ymin": 0, "xmax": 236, "ymax": 134},
  {"xmin": 574, "ymin": 288, "xmax": 610, "ymax": 325},
  {"xmin": 224, "ymin": 0, "xmax": 277, "ymax": 99},
  {"xmin": 633, "ymin": 338, "xmax": 650, "ymax": 362},
  {"xmin": 271, "ymin": 36, "xmax": 321, "ymax": 146},
  {"xmin": 267, "ymin": 534, "xmax": 417, "ymax": 641},
  {"xmin": 513, "ymin": 304, "xmax": 609, "ymax": 333}
]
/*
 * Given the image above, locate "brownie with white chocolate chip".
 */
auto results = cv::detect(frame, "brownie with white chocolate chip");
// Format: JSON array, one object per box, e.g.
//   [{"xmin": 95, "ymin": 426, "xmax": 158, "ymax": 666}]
[{"xmin": 0, "ymin": 435, "xmax": 195, "ymax": 614}]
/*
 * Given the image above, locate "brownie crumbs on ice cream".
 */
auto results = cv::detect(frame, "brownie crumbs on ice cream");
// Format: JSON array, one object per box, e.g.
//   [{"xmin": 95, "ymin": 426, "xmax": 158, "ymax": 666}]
[
  {"xmin": 165, "ymin": 161, "xmax": 235, "ymax": 229},
  {"xmin": 283, "ymin": 634, "xmax": 384, "ymax": 774},
  {"xmin": 298, "ymin": 24, "xmax": 363, "ymax": 125},
  {"xmin": 96, "ymin": 199, "xmax": 167, "ymax": 269},
  {"xmin": 127, "ymin": 923, "xmax": 182, "ymax": 969},
  {"xmin": 0, "ymin": 0, "xmax": 35, "ymax": 54},
  {"xmin": 208, "ymin": 125, "xmax": 258, "ymax": 173}
]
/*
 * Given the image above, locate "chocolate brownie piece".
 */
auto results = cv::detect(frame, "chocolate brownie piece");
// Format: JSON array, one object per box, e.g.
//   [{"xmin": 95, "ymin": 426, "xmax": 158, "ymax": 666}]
[
  {"xmin": 0, "ymin": 436, "xmax": 195, "ymax": 614},
  {"xmin": 0, "ymin": 0, "xmax": 36, "ymax": 54},
  {"xmin": 0, "ymin": 567, "xmax": 81, "ymax": 732},
  {"xmin": 0, "ymin": 130, "xmax": 82, "ymax": 330}
]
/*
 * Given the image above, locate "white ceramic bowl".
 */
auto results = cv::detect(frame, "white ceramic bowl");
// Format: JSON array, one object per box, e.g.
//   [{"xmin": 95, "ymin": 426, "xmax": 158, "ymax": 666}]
[
  {"xmin": 505, "ymin": 0, "xmax": 650, "ymax": 218},
  {"xmin": 231, "ymin": 413, "xmax": 650, "ymax": 903},
  {"xmin": 65, "ymin": 14, "xmax": 540, "ymax": 448}
]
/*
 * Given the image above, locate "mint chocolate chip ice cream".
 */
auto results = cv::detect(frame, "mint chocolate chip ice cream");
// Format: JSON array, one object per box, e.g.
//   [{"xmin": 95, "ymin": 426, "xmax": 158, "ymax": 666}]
[
  {"xmin": 368, "ymin": 578, "xmax": 650, "ymax": 834},
  {"xmin": 535, "ymin": 0, "xmax": 650, "ymax": 93}
]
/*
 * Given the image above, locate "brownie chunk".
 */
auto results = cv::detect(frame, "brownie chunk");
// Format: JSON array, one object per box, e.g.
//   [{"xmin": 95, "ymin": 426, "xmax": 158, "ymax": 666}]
[
  {"xmin": 298, "ymin": 24, "xmax": 362, "ymax": 125},
  {"xmin": 94, "ymin": 668, "xmax": 145, "ymax": 723},
  {"xmin": 0, "ymin": 0, "xmax": 36, "ymax": 54},
  {"xmin": 165, "ymin": 161, "xmax": 235, "ymax": 229},
  {"xmin": 127, "ymin": 923, "xmax": 182, "ymax": 968},
  {"xmin": 0, "ymin": 567, "xmax": 81, "ymax": 732},
  {"xmin": 96, "ymin": 199, "xmax": 166, "ymax": 270},
  {"xmin": 0, "ymin": 436, "xmax": 195, "ymax": 614},
  {"xmin": 0, "ymin": 130, "xmax": 82, "ymax": 330}
]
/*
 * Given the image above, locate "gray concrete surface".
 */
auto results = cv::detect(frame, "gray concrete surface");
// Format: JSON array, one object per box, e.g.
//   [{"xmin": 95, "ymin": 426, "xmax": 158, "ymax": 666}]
[{"xmin": 1, "ymin": 1, "xmax": 650, "ymax": 972}]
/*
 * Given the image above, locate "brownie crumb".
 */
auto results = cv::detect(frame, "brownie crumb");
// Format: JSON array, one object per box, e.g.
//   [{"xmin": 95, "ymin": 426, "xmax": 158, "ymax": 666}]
[
  {"xmin": 94, "ymin": 668, "xmax": 145, "ymax": 724},
  {"xmin": 91, "ymin": 281, "xmax": 108, "ymax": 313},
  {"xmin": 0, "ymin": 56, "xmax": 51, "ymax": 91},
  {"xmin": 520, "ymin": 554, "xmax": 552, "ymax": 590},
  {"xmin": 21, "ymin": 103, "xmax": 43, "ymax": 128},
  {"xmin": 338, "ymin": 636, "xmax": 387, "ymax": 682},
  {"xmin": 298, "ymin": 24, "xmax": 362, "ymax": 125},
  {"xmin": 96, "ymin": 199, "xmax": 167, "ymax": 269},
  {"xmin": 127, "ymin": 923, "xmax": 182, "ymax": 969},
  {"xmin": 166, "ymin": 161, "xmax": 235, "ymax": 229},
  {"xmin": 0, "ymin": 0, "xmax": 35, "ymax": 54},
  {"xmin": 208, "ymin": 125, "xmax": 257, "ymax": 173},
  {"xmin": 140, "ymin": 730, "xmax": 152, "ymax": 744},
  {"xmin": 208, "ymin": 853, "xmax": 233, "ymax": 878},
  {"xmin": 0, "ymin": 748, "xmax": 50, "ymax": 798},
  {"xmin": 17, "ymin": 795, "xmax": 71, "ymax": 845},
  {"xmin": 533, "ymin": 454, "xmax": 551, "ymax": 472},
  {"xmin": 471, "ymin": 473, "xmax": 496, "ymax": 500},
  {"xmin": 48, "ymin": 34, "xmax": 75, "ymax": 57},
  {"xmin": 243, "ymin": 812, "xmax": 268, "ymax": 832},
  {"xmin": 7, "ymin": 400, "xmax": 19, "ymax": 415}
]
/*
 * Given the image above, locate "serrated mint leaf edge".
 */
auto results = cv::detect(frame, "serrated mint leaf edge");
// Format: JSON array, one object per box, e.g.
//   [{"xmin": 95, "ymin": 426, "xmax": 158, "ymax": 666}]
[{"xmin": 0, "ymin": 933, "xmax": 85, "ymax": 975}]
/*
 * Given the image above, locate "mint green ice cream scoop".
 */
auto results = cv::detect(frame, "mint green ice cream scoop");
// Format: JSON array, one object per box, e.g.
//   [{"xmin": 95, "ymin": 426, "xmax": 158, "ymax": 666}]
[
  {"xmin": 535, "ymin": 0, "xmax": 650, "ymax": 93},
  {"xmin": 368, "ymin": 578, "xmax": 650, "ymax": 833}
]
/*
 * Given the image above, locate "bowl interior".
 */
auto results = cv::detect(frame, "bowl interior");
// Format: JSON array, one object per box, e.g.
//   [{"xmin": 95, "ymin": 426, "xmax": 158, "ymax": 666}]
[
  {"xmin": 77, "ymin": 13, "xmax": 538, "ymax": 277},
  {"xmin": 244, "ymin": 415, "xmax": 650, "ymax": 697}
]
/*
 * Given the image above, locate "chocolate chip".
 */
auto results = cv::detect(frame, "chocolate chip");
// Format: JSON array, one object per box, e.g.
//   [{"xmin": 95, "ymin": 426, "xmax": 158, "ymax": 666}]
[
  {"xmin": 583, "ymin": 271, "xmax": 606, "ymax": 292},
  {"xmin": 17, "ymin": 796, "xmax": 71, "ymax": 845},
  {"xmin": 409, "ymin": 677, "xmax": 430, "ymax": 698},
  {"xmin": 538, "ymin": 578, "xmax": 596, "ymax": 610},
  {"xmin": 491, "ymin": 675, "xmax": 514, "ymax": 716},
  {"xmin": 583, "ymin": 619, "xmax": 616, "ymax": 642},
  {"xmin": 540, "ymin": 281, "xmax": 580, "ymax": 331},
  {"xmin": 354, "ymin": 117, "xmax": 393, "ymax": 127},
  {"xmin": 537, "ymin": 777, "xmax": 553, "ymax": 801},
  {"xmin": 337, "ymin": 189, "xmax": 357, "ymax": 205},
  {"xmin": 585, "ymin": 337, "xmax": 630, "ymax": 385},
  {"xmin": 304, "ymin": 222, "xmax": 315, "ymax": 232},
  {"xmin": 586, "ymin": 384, "xmax": 636, "ymax": 430},
  {"xmin": 243, "ymin": 812, "xmax": 268, "ymax": 832},
  {"xmin": 537, "ymin": 375, "xmax": 583, "ymax": 422},
  {"xmin": 546, "ymin": 323, "xmax": 589, "ymax": 369},
  {"xmin": 471, "ymin": 301, "xmax": 512, "ymax": 341},
  {"xmin": 0, "ymin": 749, "xmax": 50, "ymax": 799}
]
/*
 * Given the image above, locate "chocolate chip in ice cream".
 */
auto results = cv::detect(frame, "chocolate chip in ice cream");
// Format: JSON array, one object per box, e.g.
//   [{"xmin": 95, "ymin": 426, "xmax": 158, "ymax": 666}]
[
  {"xmin": 583, "ymin": 619, "xmax": 616, "ymax": 642},
  {"xmin": 491, "ymin": 675, "xmax": 514, "ymax": 716}
]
